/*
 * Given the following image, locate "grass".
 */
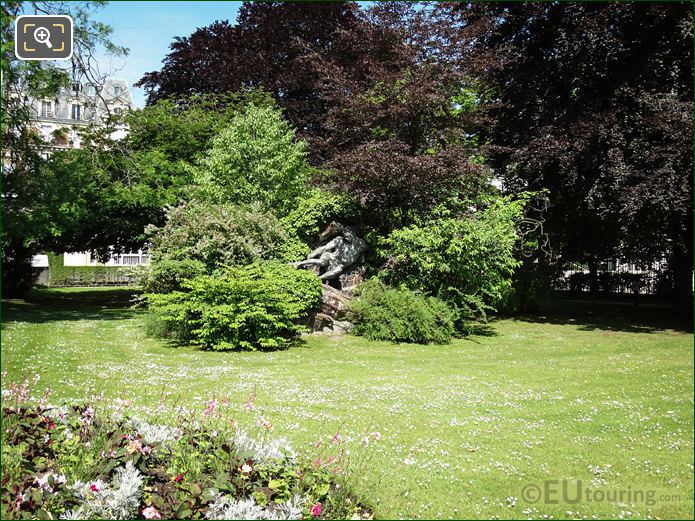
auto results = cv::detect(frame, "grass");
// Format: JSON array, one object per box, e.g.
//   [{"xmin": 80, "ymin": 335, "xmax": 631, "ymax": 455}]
[{"xmin": 2, "ymin": 287, "xmax": 693, "ymax": 519}]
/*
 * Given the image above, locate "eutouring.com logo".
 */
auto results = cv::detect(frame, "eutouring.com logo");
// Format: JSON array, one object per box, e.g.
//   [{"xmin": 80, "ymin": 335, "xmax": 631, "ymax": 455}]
[{"xmin": 521, "ymin": 480, "xmax": 682, "ymax": 507}]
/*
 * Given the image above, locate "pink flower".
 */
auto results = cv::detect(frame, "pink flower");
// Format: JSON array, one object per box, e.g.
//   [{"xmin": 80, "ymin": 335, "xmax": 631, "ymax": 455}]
[
  {"xmin": 90, "ymin": 484, "xmax": 100, "ymax": 493},
  {"xmin": 142, "ymin": 506, "xmax": 162, "ymax": 519},
  {"xmin": 331, "ymin": 432, "xmax": 342, "ymax": 444},
  {"xmin": 174, "ymin": 473, "xmax": 184, "ymax": 483},
  {"xmin": 204, "ymin": 399, "xmax": 216, "ymax": 417},
  {"xmin": 309, "ymin": 502, "xmax": 323, "ymax": 517},
  {"xmin": 127, "ymin": 439, "xmax": 142, "ymax": 454}
]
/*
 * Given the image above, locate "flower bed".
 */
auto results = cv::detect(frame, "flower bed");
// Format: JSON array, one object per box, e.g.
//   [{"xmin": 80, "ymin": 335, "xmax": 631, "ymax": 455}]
[{"xmin": 1, "ymin": 376, "xmax": 372, "ymax": 520}]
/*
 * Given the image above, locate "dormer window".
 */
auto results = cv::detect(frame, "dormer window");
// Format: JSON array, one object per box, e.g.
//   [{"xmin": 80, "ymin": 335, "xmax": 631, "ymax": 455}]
[
  {"xmin": 114, "ymin": 85, "xmax": 121, "ymax": 96},
  {"xmin": 72, "ymin": 82, "xmax": 80, "ymax": 93},
  {"xmin": 113, "ymin": 107, "xmax": 122, "ymax": 115}
]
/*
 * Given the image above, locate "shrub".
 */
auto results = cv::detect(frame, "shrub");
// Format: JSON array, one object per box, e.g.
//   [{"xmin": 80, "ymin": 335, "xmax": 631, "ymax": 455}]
[
  {"xmin": 46, "ymin": 253, "xmax": 135, "ymax": 287},
  {"xmin": 194, "ymin": 104, "xmax": 312, "ymax": 215},
  {"xmin": 1, "ymin": 376, "xmax": 371, "ymax": 520},
  {"xmin": 281, "ymin": 189, "xmax": 362, "ymax": 245},
  {"xmin": 349, "ymin": 280, "xmax": 456, "ymax": 344},
  {"xmin": 379, "ymin": 196, "xmax": 524, "ymax": 324},
  {"xmin": 146, "ymin": 262, "xmax": 322, "ymax": 351},
  {"xmin": 138, "ymin": 258, "xmax": 207, "ymax": 294},
  {"xmin": 144, "ymin": 201, "xmax": 298, "ymax": 284}
]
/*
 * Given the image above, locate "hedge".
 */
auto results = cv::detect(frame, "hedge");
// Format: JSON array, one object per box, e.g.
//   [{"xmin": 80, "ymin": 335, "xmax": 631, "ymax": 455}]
[{"xmin": 47, "ymin": 253, "xmax": 136, "ymax": 287}]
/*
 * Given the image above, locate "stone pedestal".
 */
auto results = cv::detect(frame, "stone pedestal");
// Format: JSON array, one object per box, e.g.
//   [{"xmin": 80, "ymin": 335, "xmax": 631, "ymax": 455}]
[{"xmin": 308, "ymin": 284, "xmax": 354, "ymax": 334}]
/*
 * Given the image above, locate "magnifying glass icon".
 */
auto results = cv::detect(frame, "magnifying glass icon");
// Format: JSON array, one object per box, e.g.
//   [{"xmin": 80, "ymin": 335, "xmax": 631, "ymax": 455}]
[{"xmin": 33, "ymin": 26, "xmax": 52, "ymax": 49}]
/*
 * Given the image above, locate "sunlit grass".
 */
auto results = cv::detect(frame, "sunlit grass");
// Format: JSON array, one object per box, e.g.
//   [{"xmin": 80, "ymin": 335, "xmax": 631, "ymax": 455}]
[{"xmin": 2, "ymin": 288, "xmax": 693, "ymax": 519}]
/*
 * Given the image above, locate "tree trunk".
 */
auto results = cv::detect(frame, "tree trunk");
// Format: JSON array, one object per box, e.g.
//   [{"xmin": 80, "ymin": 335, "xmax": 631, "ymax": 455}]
[
  {"xmin": 588, "ymin": 257, "xmax": 599, "ymax": 296},
  {"xmin": 671, "ymin": 243, "xmax": 693, "ymax": 315},
  {"xmin": 670, "ymin": 214, "xmax": 693, "ymax": 315}
]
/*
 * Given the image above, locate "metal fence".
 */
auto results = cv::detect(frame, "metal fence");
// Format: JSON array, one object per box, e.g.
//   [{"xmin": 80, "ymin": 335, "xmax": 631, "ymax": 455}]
[{"xmin": 553, "ymin": 259, "xmax": 671, "ymax": 296}]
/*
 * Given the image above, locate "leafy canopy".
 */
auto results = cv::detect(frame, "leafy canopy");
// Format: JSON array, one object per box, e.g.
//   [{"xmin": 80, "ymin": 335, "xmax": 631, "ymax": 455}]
[{"xmin": 194, "ymin": 104, "xmax": 312, "ymax": 215}]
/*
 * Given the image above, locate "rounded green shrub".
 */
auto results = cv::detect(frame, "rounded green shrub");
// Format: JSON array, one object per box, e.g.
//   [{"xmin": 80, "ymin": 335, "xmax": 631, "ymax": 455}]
[
  {"xmin": 349, "ymin": 280, "xmax": 456, "ymax": 344},
  {"xmin": 146, "ymin": 262, "xmax": 322, "ymax": 351},
  {"xmin": 139, "ymin": 258, "xmax": 207, "ymax": 294}
]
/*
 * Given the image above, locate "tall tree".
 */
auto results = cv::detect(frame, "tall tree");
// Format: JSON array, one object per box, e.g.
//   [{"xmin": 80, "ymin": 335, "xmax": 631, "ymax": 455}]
[
  {"xmin": 43, "ymin": 92, "xmax": 271, "ymax": 259},
  {"xmin": 136, "ymin": 1, "xmax": 363, "ymax": 161},
  {"xmin": 318, "ymin": 2, "xmax": 490, "ymax": 229},
  {"xmin": 443, "ymin": 2, "xmax": 693, "ymax": 306},
  {"xmin": 1, "ymin": 0, "xmax": 127, "ymax": 296}
]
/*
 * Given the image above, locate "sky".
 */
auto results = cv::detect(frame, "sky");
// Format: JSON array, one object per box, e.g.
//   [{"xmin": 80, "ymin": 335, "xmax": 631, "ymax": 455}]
[{"xmin": 93, "ymin": 1, "xmax": 244, "ymax": 107}]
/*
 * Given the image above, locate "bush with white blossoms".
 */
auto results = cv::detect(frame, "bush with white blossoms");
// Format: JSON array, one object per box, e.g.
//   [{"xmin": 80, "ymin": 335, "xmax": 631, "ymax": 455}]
[{"xmin": 0, "ymin": 375, "xmax": 372, "ymax": 520}]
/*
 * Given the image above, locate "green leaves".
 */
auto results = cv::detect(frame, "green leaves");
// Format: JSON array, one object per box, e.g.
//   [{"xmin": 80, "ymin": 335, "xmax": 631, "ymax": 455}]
[
  {"xmin": 379, "ymin": 197, "xmax": 525, "ymax": 324},
  {"xmin": 146, "ymin": 262, "xmax": 322, "ymax": 351},
  {"xmin": 194, "ymin": 104, "xmax": 312, "ymax": 216},
  {"xmin": 350, "ymin": 280, "xmax": 456, "ymax": 344}
]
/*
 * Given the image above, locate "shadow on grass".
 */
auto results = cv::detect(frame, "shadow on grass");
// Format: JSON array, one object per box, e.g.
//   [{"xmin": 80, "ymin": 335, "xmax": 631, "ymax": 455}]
[
  {"xmin": 459, "ymin": 322, "xmax": 499, "ymax": 344},
  {"xmin": 504, "ymin": 297, "xmax": 692, "ymax": 334},
  {"xmin": 1, "ymin": 287, "xmax": 140, "ymax": 324}
]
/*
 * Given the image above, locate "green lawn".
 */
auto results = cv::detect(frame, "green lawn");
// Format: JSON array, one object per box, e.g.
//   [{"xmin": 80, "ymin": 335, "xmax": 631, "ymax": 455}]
[{"xmin": 2, "ymin": 288, "xmax": 693, "ymax": 519}]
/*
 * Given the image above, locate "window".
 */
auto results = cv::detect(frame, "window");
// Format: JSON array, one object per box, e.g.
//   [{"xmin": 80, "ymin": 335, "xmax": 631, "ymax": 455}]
[
  {"xmin": 113, "ymin": 85, "xmax": 121, "ymax": 96},
  {"xmin": 71, "ymin": 82, "xmax": 80, "ymax": 93},
  {"xmin": 113, "ymin": 107, "xmax": 122, "ymax": 115},
  {"xmin": 71, "ymin": 104, "xmax": 81, "ymax": 120},
  {"xmin": 41, "ymin": 101, "xmax": 53, "ymax": 117}
]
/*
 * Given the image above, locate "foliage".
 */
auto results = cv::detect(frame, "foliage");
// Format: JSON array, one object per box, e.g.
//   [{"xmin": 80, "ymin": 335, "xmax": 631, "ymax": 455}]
[
  {"xmin": 442, "ymin": 2, "xmax": 693, "ymax": 307},
  {"xmin": 1, "ymin": 247, "xmax": 35, "ymax": 297},
  {"xmin": 145, "ymin": 262, "xmax": 323, "ymax": 351},
  {"xmin": 47, "ymin": 265, "xmax": 134, "ymax": 288},
  {"xmin": 280, "ymin": 189, "xmax": 363, "ymax": 245},
  {"xmin": 45, "ymin": 253, "xmax": 134, "ymax": 289},
  {"xmin": 146, "ymin": 201, "xmax": 293, "ymax": 275},
  {"xmin": 138, "ymin": 259, "xmax": 207, "ymax": 295},
  {"xmin": 327, "ymin": 141, "xmax": 488, "ymax": 230},
  {"xmin": 194, "ymin": 104, "xmax": 312, "ymax": 215},
  {"xmin": 125, "ymin": 91, "xmax": 274, "ymax": 165},
  {"xmin": 0, "ymin": 376, "xmax": 370, "ymax": 520},
  {"xmin": 1, "ymin": 0, "xmax": 128, "ymax": 294},
  {"xmin": 379, "ymin": 197, "xmax": 524, "ymax": 323},
  {"xmin": 135, "ymin": 1, "xmax": 363, "ymax": 160},
  {"xmin": 40, "ymin": 92, "xmax": 271, "ymax": 261},
  {"xmin": 349, "ymin": 281, "xmax": 455, "ymax": 344}
]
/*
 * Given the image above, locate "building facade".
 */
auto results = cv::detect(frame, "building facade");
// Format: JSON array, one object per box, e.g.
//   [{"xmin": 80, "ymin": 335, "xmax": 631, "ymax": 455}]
[{"xmin": 27, "ymin": 77, "xmax": 134, "ymax": 152}]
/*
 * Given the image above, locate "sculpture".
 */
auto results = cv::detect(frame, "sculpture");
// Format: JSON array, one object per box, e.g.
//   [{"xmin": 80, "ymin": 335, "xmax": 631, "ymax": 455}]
[{"xmin": 293, "ymin": 222, "xmax": 367, "ymax": 282}]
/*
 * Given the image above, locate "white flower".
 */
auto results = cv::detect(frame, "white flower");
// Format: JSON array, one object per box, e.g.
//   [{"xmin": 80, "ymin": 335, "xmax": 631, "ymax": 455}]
[{"xmin": 34, "ymin": 472, "xmax": 66, "ymax": 491}]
